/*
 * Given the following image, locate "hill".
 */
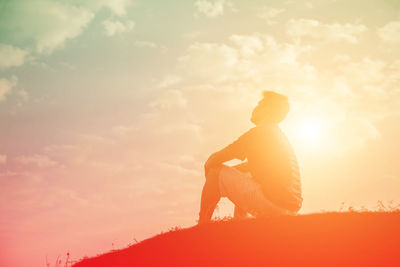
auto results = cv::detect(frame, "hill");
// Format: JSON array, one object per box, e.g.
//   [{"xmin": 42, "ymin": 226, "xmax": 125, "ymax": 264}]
[{"xmin": 73, "ymin": 212, "xmax": 400, "ymax": 267}]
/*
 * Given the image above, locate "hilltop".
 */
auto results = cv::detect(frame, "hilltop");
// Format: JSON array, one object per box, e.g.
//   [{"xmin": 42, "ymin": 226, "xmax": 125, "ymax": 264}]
[{"xmin": 73, "ymin": 212, "xmax": 400, "ymax": 267}]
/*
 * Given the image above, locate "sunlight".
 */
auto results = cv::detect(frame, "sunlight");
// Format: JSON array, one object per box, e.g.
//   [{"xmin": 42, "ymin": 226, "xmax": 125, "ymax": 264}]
[
  {"xmin": 285, "ymin": 115, "xmax": 329, "ymax": 152},
  {"xmin": 300, "ymin": 118, "xmax": 323, "ymax": 141}
]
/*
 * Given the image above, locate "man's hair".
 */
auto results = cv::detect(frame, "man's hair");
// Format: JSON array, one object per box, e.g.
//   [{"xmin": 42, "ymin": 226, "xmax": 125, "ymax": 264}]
[{"xmin": 259, "ymin": 91, "xmax": 290, "ymax": 123}]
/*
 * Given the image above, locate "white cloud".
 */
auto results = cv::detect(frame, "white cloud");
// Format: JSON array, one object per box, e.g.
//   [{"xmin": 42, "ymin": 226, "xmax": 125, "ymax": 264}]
[
  {"xmin": 36, "ymin": 1, "xmax": 94, "ymax": 54},
  {"xmin": 157, "ymin": 162, "xmax": 201, "ymax": 177},
  {"xmin": 1, "ymin": 0, "xmax": 137, "ymax": 56},
  {"xmin": 0, "ymin": 155, "xmax": 7, "ymax": 164},
  {"xmin": 165, "ymin": 31, "xmax": 400, "ymax": 153},
  {"xmin": 102, "ymin": 19, "xmax": 135, "ymax": 36},
  {"xmin": 111, "ymin": 125, "xmax": 137, "ymax": 135},
  {"xmin": 78, "ymin": 0, "xmax": 132, "ymax": 16},
  {"xmin": 338, "ymin": 58, "xmax": 386, "ymax": 87},
  {"xmin": 257, "ymin": 7, "xmax": 284, "ymax": 25},
  {"xmin": 377, "ymin": 21, "xmax": 400, "ymax": 43},
  {"xmin": 230, "ymin": 34, "xmax": 264, "ymax": 56},
  {"xmin": 101, "ymin": 0, "xmax": 133, "ymax": 16},
  {"xmin": 157, "ymin": 75, "xmax": 182, "ymax": 88},
  {"xmin": 178, "ymin": 33, "xmax": 313, "ymax": 85},
  {"xmin": 75, "ymin": 133, "xmax": 115, "ymax": 145},
  {"xmin": 305, "ymin": 2, "xmax": 313, "ymax": 9},
  {"xmin": 178, "ymin": 42, "xmax": 238, "ymax": 80},
  {"xmin": 17, "ymin": 89, "xmax": 29, "ymax": 101},
  {"xmin": 150, "ymin": 89, "xmax": 188, "ymax": 109},
  {"xmin": 0, "ymin": 44, "xmax": 28, "ymax": 69},
  {"xmin": 194, "ymin": 0, "xmax": 232, "ymax": 18},
  {"xmin": 15, "ymin": 88, "xmax": 29, "ymax": 107},
  {"xmin": 286, "ymin": 19, "xmax": 367, "ymax": 43},
  {"xmin": 16, "ymin": 154, "xmax": 58, "ymax": 168},
  {"xmin": 0, "ymin": 76, "xmax": 18, "ymax": 101},
  {"xmin": 35, "ymin": 2, "xmax": 94, "ymax": 54},
  {"xmin": 158, "ymin": 122, "xmax": 202, "ymax": 136}
]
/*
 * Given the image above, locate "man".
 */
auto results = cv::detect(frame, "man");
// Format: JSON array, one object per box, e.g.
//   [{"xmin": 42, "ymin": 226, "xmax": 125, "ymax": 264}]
[{"xmin": 198, "ymin": 91, "xmax": 302, "ymax": 224}]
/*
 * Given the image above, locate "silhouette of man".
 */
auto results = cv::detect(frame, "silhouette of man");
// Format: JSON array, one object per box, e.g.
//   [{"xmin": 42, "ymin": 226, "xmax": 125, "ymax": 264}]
[{"xmin": 198, "ymin": 91, "xmax": 302, "ymax": 224}]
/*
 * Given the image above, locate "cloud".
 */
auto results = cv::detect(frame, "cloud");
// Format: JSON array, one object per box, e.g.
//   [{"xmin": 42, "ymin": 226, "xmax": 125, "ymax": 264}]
[
  {"xmin": 157, "ymin": 162, "xmax": 201, "ymax": 177},
  {"xmin": 102, "ymin": 19, "xmax": 135, "ymax": 36},
  {"xmin": 16, "ymin": 88, "xmax": 29, "ymax": 104},
  {"xmin": 229, "ymin": 34, "xmax": 264, "ymax": 56},
  {"xmin": 0, "ymin": 155, "xmax": 7, "ymax": 164},
  {"xmin": 0, "ymin": 76, "xmax": 18, "ymax": 101},
  {"xmin": 34, "ymin": 2, "xmax": 94, "ymax": 54},
  {"xmin": 157, "ymin": 75, "xmax": 182, "ymax": 88},
  {"xmin": 178, "ymin": 42, "xmax": 238, "ymax": 80},
  {"xmin": 163, "ymin": 31, "xmax": 400, "ymax": 153},
  {"xmin": 0, "ymin": 0, "xmax": 137, "ymax": 58},
  {"xmin": 177, "ymin": 33, "xmax": 313, "ymax": 86},
  {"xmin": 16, "ymin": 154, "xmax": 59, "ymax": 168},
  {"xmin": 286, "ymin": 18, "xmax": 367, "ymax": 43},
  {"xmin": 32, "ymin": 0, "xmax": 135, "ymax": 51},
  {"xmin": 0, "ymin": 44, "xmax": 28, "ymax": 69},
  {"xmin": 100, "ymin": 0, "xmax": 133, "ymax": 16},
  {"xmin": 111, "ymin": 125, "xmax": 137, "ymax": 135},
  {"xmin": 194, "ymin": 0, "xmax": 232, "ymax": 18},
  {"xmin": 257, "ymin": 7, "xmax": 285, "ymax": 25},
  {"xmin": 350, "ymin": 118, "xmax": 380, "ymax": 146},
  {"xmin": 305, "ymin": 2, "xmax": 313, "ymax": 9},
  {"xmin": 150, "ymin": 89, "xmax": 188, "ymax": 109},
  {"xmin": 158, "ymin": 122, "xmax": 203, "ymax": 136},
  {"xmin": 377, "ymin": 21, "xmax": 400, "ymax": 43},
  {"xmin": 338, "ymin": 58, "xmax": 386, "ymax": 88}
]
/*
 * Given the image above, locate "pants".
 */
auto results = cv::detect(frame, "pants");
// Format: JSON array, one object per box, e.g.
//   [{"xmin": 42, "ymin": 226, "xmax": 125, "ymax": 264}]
[{"xmin": 218, "ymin": 165, "xmax": 293, "ymax": 217}]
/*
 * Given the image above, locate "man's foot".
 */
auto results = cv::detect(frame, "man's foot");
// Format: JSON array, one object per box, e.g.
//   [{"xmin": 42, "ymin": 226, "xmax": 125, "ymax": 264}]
[
  {"xmin": 197, "ymin": 210, "xmax": 213, "ymax": 225},
  {"xmin": 197, "ymin": 218, "xmax": 209, "ymax": 225}
]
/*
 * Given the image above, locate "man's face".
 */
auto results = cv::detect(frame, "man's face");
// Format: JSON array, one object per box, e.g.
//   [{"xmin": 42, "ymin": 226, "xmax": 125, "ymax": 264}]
[{"xmin": 250, "ymin": 99, "xmax": 267, "ymax": 125}]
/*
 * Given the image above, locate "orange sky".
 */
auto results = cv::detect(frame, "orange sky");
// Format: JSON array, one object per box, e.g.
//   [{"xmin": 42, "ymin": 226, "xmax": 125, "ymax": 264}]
[{"xmin": 1, "ymin": 0, "xmax": 400, "ymax": 266}]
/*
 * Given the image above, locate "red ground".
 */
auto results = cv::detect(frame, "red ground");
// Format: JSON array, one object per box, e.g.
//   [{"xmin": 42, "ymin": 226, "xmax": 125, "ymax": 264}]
[{"xmin": 73, "ymin": 212, "xmax": 400, "ymax": 267}]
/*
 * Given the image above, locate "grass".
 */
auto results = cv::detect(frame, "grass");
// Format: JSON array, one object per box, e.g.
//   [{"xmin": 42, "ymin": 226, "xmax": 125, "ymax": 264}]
[{"xmin": 71, "ymin": 208, "xmax": 400, "ymax": 267}]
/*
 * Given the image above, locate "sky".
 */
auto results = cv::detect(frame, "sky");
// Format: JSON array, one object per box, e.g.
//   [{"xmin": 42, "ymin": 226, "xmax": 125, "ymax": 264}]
[{"xmin": 1, "ymin": 0, "xmax": 400, "ymax": 266}]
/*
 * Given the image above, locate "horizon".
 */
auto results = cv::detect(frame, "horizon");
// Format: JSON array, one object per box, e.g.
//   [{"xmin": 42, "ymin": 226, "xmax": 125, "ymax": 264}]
[{"xmin": 1, "ymin": 0, "xmax": 400, "ymax": 266}]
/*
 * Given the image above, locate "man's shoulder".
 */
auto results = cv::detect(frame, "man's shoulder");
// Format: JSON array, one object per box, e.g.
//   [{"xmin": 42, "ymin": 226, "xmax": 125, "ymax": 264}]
[
  {"xmin": 240, "ymin": 124, "xmax": 282, "ymax": 142},
  {"xmin": 253, "ymin": 123, "xmax": 280, "ymax": 135},
  {"xmin": 242, "ymin": 126, "xmax": 260, "ymax": 138}
]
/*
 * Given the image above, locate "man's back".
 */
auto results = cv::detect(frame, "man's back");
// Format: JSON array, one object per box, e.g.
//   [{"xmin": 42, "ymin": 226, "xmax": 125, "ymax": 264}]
[{"xmin": 225, "ymin": 123, "xmax": 302, "ymax": 212}]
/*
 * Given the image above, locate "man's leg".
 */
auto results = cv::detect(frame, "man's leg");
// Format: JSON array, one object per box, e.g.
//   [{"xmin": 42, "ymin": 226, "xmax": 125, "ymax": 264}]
[
  {"xmin": 234, "ymin": 205, "xmax": 248, "ymax": 219},
  {"xmin": 232, "ymin": 163, "xmax": 249, "ymax": 219},
  {"xmin": 214, "ymin": 165, "xmax": 288, "ymax": 218},
  {"xmin": 198, "ymin": 166, "xmax": 222, "ymax": 224}
]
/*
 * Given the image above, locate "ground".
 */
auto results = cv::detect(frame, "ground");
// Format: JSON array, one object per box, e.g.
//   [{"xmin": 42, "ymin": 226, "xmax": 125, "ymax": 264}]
[{"xmin": 73, "ymin": 212, "xmax": 400, "ymax": 267}]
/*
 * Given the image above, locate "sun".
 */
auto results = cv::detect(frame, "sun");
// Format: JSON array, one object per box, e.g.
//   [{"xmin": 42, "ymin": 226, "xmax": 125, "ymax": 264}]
[
  {"xmin": 300, "ymin": 118, "xmax": 323, "ymax": 141},
  {"xmin": 284, "ymin": 115, "xmax": 329, "ymax": 151}
]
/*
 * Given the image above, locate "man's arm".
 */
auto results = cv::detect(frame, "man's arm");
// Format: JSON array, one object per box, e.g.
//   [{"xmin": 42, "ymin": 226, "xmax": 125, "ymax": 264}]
[
  {"xmin": 204, "ymin": 127, "xmax": 254, "ymax": 174},
  {"xmin": 204, "ymin": 147, "xmax": 236, "ymax": 173},
  {"xmin": 233, "ymin": 161, "xmax": 249, "ymax": 173}
]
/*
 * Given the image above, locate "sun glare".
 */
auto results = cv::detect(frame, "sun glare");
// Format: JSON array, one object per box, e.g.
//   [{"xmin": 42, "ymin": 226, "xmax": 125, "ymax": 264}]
[
  {"xmin": 285, "ymin": 115, "xmax": 329, "ymax": 151},
  {"xmin": 300, "ymin": 119, "xmax": 323, "ymax": 141}
]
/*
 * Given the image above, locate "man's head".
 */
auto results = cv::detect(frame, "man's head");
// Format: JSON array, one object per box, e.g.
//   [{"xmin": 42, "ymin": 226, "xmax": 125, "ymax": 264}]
[{"xmin": 250, "ymin": 91, "xmax": 289, "ymax": 125}]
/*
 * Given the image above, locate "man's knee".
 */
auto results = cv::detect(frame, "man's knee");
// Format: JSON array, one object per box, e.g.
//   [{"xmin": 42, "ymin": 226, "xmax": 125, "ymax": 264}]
[{"xmin": 205, "ymin": 165, "xmax": 223, "ymax": 182}]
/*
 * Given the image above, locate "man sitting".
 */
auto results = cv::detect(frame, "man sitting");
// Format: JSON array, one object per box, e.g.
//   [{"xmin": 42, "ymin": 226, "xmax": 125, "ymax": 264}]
[{"xmin": 198, "ymin": 91, "xmax": 302, "ymax": 224}]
